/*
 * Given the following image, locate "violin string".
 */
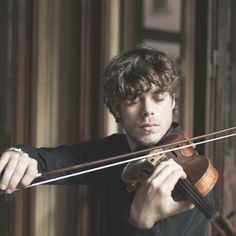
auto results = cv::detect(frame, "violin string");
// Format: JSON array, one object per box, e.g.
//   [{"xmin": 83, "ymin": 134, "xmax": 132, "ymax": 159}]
[
  {"xmin": 181, "ymin": 180, "xmax": 218, "ymax": 217},
  {"xmin": 177, "ymin": 179, "xmax": 218, "ymax": 219},
  {"xmin": 183, "ymin": 183, "xmax": 233, "ymax": 236},
  {"xmin": 22, "ymin": 131, "xmax": 236, "ymax": 189},
  {"xmin": 212, "ymin": 216, "xmax": 234, "ymax": 235},
  {"xmin": 177, "ymin": 184, "xmax": 213, "ymax": 219},
  {"xmin": 175, "ymin": 181, "xmax": 234, "ymax": 235}
]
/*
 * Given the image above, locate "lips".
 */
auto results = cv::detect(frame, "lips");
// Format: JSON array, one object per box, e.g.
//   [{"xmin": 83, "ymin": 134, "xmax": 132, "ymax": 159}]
[
  {"xmin": 139, "ymin": 123, "xmax": 158, "ymax": 132},
  {"xmin": 140, "ymin": 122, "xmax": 158, "ymax": 127}
]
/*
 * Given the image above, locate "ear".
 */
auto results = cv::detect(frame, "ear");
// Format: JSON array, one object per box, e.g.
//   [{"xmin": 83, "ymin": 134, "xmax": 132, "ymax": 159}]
[
  {"xmin": 172, "ymin": 98, "xmax": 176, "ymax": 110},
  {"xmin": 113, "ymin": 108, "xmax": 121, "ymax": 123},
  {"xmin": 115, "ymin": 111, "xmax": 121, "ymax": 119}
]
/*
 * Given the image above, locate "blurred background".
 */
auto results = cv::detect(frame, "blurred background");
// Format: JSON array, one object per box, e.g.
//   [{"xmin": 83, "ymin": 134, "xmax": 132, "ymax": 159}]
[{"xmin": 0, "ymin": 0, "xmax": 236, "ymax": 235}]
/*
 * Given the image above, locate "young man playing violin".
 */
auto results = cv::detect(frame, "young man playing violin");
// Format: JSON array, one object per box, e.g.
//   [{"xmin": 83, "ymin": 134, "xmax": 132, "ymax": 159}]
[{"xmin": 0, "ymin": 45, "xmax": 212, "ymax": 235}]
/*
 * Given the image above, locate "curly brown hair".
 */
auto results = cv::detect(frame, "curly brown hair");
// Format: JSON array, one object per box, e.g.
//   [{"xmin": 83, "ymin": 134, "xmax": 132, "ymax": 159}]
[{"xmin": 103, "ymin": 45, "xmax": 179, "ymax": 122}]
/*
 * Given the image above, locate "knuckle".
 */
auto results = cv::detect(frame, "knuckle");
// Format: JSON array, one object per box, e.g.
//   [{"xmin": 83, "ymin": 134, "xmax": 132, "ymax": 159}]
[
  {"xmin": 9, "ymin": 152, "xmax": 21, "ymax": 159},
  {"xmin": 21, "ymin": 153, "xmax": 29, "ymax": 160},
  {"xmin": 27, "ymin": 167, "xmax": 38, "ymax": 178},
  {"xmin": 148, "ymin": 179, "xmax": 160, "ymax": 190},
  {"xmin": 160, "ymin": 186, "xmax": 169, "ymax": 196},
  {"xmin": 166, "ymin": 159, "xmax": 175, "ymax": 164},
  {"xmin": 31, "ymin": 158, "xmax": 37, "ymax": 166},
  {"xmin": 174, "ymin": 167, "xmax": 185, "ymax": 177},
  {"xmin": 7, "ymin": 156, "xmax": 20, "ymax": 168},
  {"xmin": 167, "ymin": 158, "xmax": 174, "ymax": 163}
]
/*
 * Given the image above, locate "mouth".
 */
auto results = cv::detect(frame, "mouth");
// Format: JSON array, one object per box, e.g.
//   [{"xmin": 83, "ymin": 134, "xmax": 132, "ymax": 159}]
[{"xmin": 139, "ymin": 123, "xmax": 159, "ymax": 132}]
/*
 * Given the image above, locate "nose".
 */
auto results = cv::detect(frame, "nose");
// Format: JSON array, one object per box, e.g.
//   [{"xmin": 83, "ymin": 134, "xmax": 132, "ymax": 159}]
[{"xmin": 141, "ymin": 97, "xmax": 155, "ymax": 117}]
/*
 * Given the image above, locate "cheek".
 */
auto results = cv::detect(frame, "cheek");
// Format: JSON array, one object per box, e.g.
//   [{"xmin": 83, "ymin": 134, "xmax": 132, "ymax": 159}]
[
  {"xmin": 121, "ymin": 109, "xmax": 134, "ymax": 122},
  {"xmin": 120, "ymin": 105, "xmax": 138, "ymax": 117},
  {"xmin": 158, "ymin": 102, "xmax": 174, "ymax": 119},
  {"xmin": 120, "ymin": 107, "xmax": 138, "ymax": 127}
]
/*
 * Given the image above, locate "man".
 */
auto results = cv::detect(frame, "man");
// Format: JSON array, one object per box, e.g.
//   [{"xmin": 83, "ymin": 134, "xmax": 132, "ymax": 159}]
[{"xmin": 0, "ymin": 45, "xmax": 210, "ymax": 235}]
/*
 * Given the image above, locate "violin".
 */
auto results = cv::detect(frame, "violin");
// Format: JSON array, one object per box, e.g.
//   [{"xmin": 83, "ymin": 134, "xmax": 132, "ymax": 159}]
[{"xmin": 121, "ymin": 130, "xmax": 236, "ymax": 236}]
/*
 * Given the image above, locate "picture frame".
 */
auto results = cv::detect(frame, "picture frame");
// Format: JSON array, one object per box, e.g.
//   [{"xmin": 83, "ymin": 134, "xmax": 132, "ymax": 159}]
[{"xmin": 143, "ymin": 0, "xmax": 181, "ymax": 33}]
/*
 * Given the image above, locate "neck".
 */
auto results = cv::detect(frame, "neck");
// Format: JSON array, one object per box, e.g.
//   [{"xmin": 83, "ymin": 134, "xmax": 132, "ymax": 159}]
[{"xmin": 126, "ymin": 135, "xmax": 137, "ymax": 151}]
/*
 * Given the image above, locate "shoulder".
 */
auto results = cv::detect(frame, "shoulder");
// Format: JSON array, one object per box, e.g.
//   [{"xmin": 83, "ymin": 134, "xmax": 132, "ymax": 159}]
[
  {"xmin": 67, "ymin": 133, "xmax": 130, "ymax": 159},
  {"xmin": 101, "ymin": 133, "xmax": 128, "ymax": 146},
  {"xmin": 88, "ymin": 133, "xmax": 130, "ymax": 156},
  {"xmin": 79, "ymin": 133, "xmax": 128, "ymax": 147}
]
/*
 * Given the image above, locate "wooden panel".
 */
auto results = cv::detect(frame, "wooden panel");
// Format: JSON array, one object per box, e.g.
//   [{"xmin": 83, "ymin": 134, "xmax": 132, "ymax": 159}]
[
  {"xmin": 79, "ymin": 0, "xmax": 102, "ymax": 140},
  {"xmin": 223, "ymin": 0, "xmax": 236, "ymax": 228},
  {"xmin": 206, "ymin": 0, "xmax": 236, "ymax": 233},
  {"xmin": 30, "ymin": 1, "xmax": 83, "ymax": 236},
  {"xmin": 99, "ymin": 0, "xmax": 120, "ymax": 136},
  {"xmin": 182, "ymin": 0, "xmax": 195, "ymax": 136}
]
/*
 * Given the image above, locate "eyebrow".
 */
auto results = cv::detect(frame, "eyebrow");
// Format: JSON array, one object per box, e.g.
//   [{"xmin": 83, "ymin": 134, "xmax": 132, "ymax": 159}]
[{"xmin": 147, "ymin": 87, "xmax": 163, "ymax": 94}]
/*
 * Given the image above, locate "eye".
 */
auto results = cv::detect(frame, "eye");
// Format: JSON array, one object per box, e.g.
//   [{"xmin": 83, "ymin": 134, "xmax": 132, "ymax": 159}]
[
  {"xmin": 153, "ymin": 92, "xmax": 166, "ymax": 101},
  {"xmin": 124, "ymin": 96, "xmax": 140, "ymax": 105}
]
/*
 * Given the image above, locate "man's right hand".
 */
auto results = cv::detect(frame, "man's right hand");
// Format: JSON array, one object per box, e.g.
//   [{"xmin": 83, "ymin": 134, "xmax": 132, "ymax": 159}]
[
  {"xmin": 0, "ymin": 149, "xmax": 39, "ymax": 194},
  {"xmin": 129, "ymin": 159, "xmax": 194, "ymax": 228}
]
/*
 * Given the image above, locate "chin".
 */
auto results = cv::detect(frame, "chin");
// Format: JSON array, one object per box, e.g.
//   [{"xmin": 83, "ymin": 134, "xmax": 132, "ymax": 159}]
[
  {"xmin": 127, "ymin": 129, "xmax": 166, "ymax": 149},
  {"xmin": 137, "ymin": 135, "xmax": 161, "ymax": 147}
]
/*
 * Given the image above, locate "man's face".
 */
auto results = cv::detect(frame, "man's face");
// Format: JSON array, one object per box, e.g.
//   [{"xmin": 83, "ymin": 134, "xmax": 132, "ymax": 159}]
[{"xmin": 119, "ymin": 86, "xmax": 175, "ymax": 150}]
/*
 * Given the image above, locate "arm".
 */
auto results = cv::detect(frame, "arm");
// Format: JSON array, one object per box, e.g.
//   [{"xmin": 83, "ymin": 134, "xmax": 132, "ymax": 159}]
[
  {"xmin": 0, "ymin": 135, "xmax": 122, "ymax": 194},
  {"xmin": 0, "ymin": 142, "xmax": 91, "ymax": 193}
]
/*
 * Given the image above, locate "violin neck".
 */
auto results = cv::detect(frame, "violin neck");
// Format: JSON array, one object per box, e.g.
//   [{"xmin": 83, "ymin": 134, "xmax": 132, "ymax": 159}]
[
  {"xmin": 211, "ymin": 215, "xmax": 236, "ymax": 236},
  {"xmin": 177, "ymin": 179, "xmax": 236, "ymax": 236}
]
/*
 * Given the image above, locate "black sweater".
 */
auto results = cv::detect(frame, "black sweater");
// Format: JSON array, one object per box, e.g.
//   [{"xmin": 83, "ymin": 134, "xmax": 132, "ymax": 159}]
[{"xmin": 18, "ymin": 133, "xmax": 211, "ymax": 236}]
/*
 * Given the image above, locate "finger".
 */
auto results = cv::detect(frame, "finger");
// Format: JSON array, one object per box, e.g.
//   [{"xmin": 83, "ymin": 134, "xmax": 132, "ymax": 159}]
[
  {"xmin": 7, "ymin": 153, "xmax": 31, "ymax": 191},
  {"xmin": 0, "ymin": 152, "xmax": 11, "ymax": 174},
  {"xmin": 148, "ymin": 159, "xmax": 185, "ymax": 185},
  {"xmin": 159, "ymin": 168, "xmax": 187, "ymax": 194},
  {"xmin": 145, "ymin": 164, "xmax": 186, "ymax": 200},
  {"xmin": 20, "ymin": 159, "xmax": 38, "ymax": 187},
  {"xmin": 171, "ymin": 200, "xmax": 195, "ymax": 214},
  {"xmin": 148, "ymin": 159, "xmax": 173, "ymax": 181},
  {"xmin": 0, "ymin": 154, "xmax": 20, "ymax": 190}
]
